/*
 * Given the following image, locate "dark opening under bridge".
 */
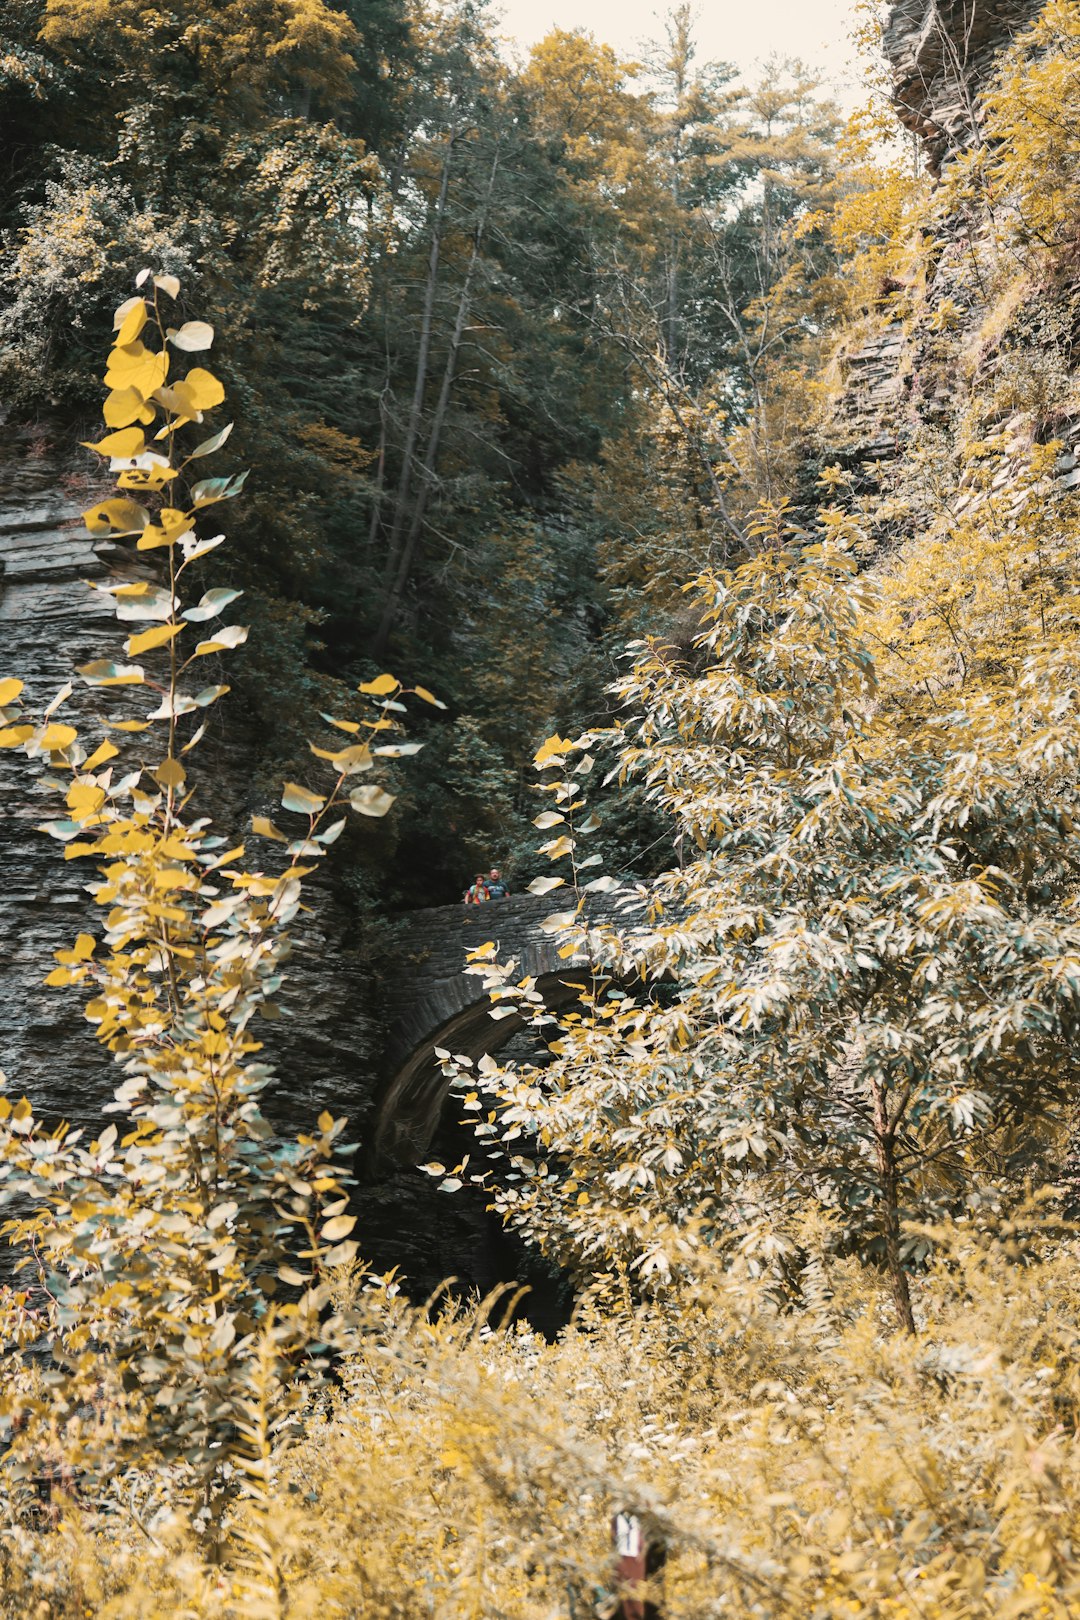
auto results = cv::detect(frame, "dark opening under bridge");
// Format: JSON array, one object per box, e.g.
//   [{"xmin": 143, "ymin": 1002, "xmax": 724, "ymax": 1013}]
[{"xmin": 375, "ymin": 891, "xmax": 636, "ymax": 1167}]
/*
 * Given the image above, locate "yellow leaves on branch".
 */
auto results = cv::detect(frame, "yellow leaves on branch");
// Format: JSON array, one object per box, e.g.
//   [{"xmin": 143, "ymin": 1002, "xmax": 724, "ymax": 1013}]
[
  {"xmin": 534, "ymin": 733, "xmax": 574, "ymax": 768},
  {"xmin": 126, "ymin": 623, "xmax": 182, "ymax": 657}
]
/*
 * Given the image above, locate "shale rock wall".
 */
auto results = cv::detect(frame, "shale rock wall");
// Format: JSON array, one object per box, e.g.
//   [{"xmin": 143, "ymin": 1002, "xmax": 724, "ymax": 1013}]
[
  {"xmin": 0, "ymin": 418, "xmax": 376, "ymax": 1142},
  {"xmin": 884, "ymin": 0, "xmax": 1044, "ymax": 173},
  {"xmin": 826, "ymin": 1, "xmax": 1079, "ymax": 511},
  {"xmin": 0, "ymin": 429, "xmax": 572, "ymax": 1308}
]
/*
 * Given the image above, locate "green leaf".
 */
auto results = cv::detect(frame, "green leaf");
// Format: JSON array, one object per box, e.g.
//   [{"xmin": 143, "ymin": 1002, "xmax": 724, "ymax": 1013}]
[
  {"xmin": 188, "ymin": 422, "xmax": 233, "ymax": 459},
  {"xmin": 527, "ymin": 875, "xmax": 565, "ymax": 895},
  {"xmin": 315, "ymin": 817, "xmax": 348, "ymax": 845},
  {"xmin": 193, "ymin": 625, "xmax": 249, "ymax": 655},
  {"xmin": 190, "ymin": 471, "xmax": 247, "ymax": 508}
]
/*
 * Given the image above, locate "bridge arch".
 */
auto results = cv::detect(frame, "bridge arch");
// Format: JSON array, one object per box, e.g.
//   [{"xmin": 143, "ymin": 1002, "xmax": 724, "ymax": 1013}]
[{"xmin": 375, "ymin": 894, "xmax": 631, "ymax": 1166}]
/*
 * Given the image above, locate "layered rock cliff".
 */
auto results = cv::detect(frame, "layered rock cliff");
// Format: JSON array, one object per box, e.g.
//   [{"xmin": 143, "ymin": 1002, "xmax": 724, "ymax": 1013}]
[
  {"xmin": 0, "ymin": 427, "xmax": 565, "ymax": 1309},
  {"xmin": 826, "ymin": 1, "xmax": 1079, "ymax": 519},
  {"xmin": 884, "ymin": 0, "xmax": 1044, "ymax": 174},
  {"xmin": 0, "ymin": 420, "xmax": 376, "ymax": 1159}
]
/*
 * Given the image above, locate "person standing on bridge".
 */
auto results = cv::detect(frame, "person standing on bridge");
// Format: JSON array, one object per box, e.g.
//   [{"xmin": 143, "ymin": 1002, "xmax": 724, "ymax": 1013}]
[
  {"xmin": 487, "ymin": 868, "xmax": 508, "ymax": 899},
  {"xmin": 463, "ymin": 873, "xmax": 490, "ymax": 905}
]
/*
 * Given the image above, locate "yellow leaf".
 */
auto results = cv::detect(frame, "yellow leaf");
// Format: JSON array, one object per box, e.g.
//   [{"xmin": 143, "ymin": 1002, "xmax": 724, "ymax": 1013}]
[
  {"xmin": 103, "ymin": 386, "xmax": 150, "ymax": 429},
  {"xmin": 535, "ymin": 734, "xmax": 573, "ymax": 767},
  {"xmin": 84, "ymin": 498, "xmax": 150, "ymax": 536},
  {"xmin": 113, "ymin": 294, "xmax": 143, "ymax": 330},
  {"xmin": 115, "ymin": 299, "xmax": 148, "ymax": 347},
  {"xmin": 252, "ymin": 815, "xmax": 287, "ymax": 841},
  {"xmin": 309, "ymin": 741, "xmax": 372, "ymax": 772},
  {"xmin": 413, "ymin": 684, "xmax": 447, "ymax": 709},
  {"xmin": 321, "ymin": 1214, "xmax": 356, "ymax": 1241},
  {"xmin": 137, "ymin": 508, "xmax": 192, "ymax": 551},
  {"xmin": 0, "ymin": 725, "xmax": 33, "ymax": 747},
  {"xmin": 359, "ymin": 673, "xmax": 399, "ymax": 696},
  {"xmin": 154, "ymin": 757, "xmax": 186, "ymax": 790},
  {"xmin": 126, "ymin": 623, "xmax": 182, "ymax": 656},
  {"xmin": 39, "ymin": 723, "xmax": 77, "ymax": 751},
  {"xmin": 73, "ymin": 933, "xmax": 96, "ymax": 961},
  {"xmin": 104, "ymin": 342, "xmax": 168, "ymax": 397},
  {"xmin": 80, "ymin": 427, "xmax": 145, "ymax": 457},
  {"xmin": 117, "ymin": 465, "xmax": 178, "ymax": 491},
  {"xmin": 0, "ymin": 677, "xmax": 24, "ymax": 706},
  {"xmin": 67, "ymin": 781, "xmax": 105, "ymax": 816},
  {"xmin": 182, "ymin": 367, "xmax": 225, "ymax": 411},
  {"xmin": 83, "ymin": 739, "xmax": 119, "ymax": 771}
]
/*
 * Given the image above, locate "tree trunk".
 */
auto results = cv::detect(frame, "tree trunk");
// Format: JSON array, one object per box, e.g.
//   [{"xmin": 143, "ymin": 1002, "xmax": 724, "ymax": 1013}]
[
  {"xmin": 379, "ymin": 139, "xmax": 455, "ymax": 597},
  {"xmin": 372, "ymin": 147, "xmax": 498, "ymax": 657},
  {"xmin": 872, "ymin": 1081, "xmax": 916, "ymax": 1334}
]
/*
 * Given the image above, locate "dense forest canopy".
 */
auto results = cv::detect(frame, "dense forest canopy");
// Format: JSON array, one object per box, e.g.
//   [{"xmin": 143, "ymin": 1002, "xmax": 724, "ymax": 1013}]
[
  {"xmin": 1, "ymin": 0, "xmax": 844, "ymax": 906},
  {"xmin": 4, "ymin": 0, "xmax": 1080, "ymax": 1614}
]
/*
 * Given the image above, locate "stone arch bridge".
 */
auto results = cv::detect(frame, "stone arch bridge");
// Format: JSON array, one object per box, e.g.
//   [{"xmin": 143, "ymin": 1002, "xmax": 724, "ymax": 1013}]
[{"xmin": 375, "ymin": 892, "xmax": 634, "ymax": 1166}]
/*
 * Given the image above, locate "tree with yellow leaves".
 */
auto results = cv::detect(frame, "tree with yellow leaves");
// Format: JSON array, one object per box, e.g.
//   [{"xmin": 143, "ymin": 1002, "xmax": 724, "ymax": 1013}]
[{"xmin": 0, "ymin": 274, "xmax": 429, "ymax": 1546}]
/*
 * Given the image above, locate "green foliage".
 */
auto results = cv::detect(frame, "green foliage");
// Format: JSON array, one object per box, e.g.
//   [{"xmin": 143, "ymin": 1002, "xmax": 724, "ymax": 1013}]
[
  {"xmin": 451, "ymin": 505, "xmax": 1080, "ymax": 1339},
  {"xmin": 0, "ymin": 0, "xmax": 851, "ymax": 908},
  {"xmin": 9, "ymin": 8, "xmax": 1080, "ymax": 1616}
]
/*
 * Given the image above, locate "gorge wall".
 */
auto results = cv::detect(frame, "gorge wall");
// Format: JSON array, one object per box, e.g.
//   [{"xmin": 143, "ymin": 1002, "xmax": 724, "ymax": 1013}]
[
  {"xmin": 830, "ymin": 1, "xmax": 1078, "ymax": 494},
  {"xmin": 884, "ymin": 0, "xmax": 1044, "ymax": 174},
  {"xmin": 0, "ymin": 429, "xmax": 569, "ymax": 1309}
]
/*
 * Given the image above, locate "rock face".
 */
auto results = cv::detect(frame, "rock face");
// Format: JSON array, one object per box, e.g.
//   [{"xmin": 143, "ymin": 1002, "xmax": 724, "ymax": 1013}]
[
  {"xmin": 0, "ymin": 420, "xmax": 376, "ymax": 1228},
  {"xmin": 884, "ymin": 0, "xmax": 1044, "ymax": 173},
  {"xmin": 0, "ymin": 454, "xmax": 573, "ymax": 1313},
  {"xmin": 0, "ymin": 419, "xmax": 122, "ymax": 1133},
  {"xmin": 827, "ymin": 2, "xmax": 1080, "ymax": 501}
]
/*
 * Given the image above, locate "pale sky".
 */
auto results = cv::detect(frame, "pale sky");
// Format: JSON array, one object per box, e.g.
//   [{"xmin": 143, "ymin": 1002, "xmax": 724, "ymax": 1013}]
[{"xmin": 497, "ymin": 0, "xmax": 863, "ymax": 100}]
